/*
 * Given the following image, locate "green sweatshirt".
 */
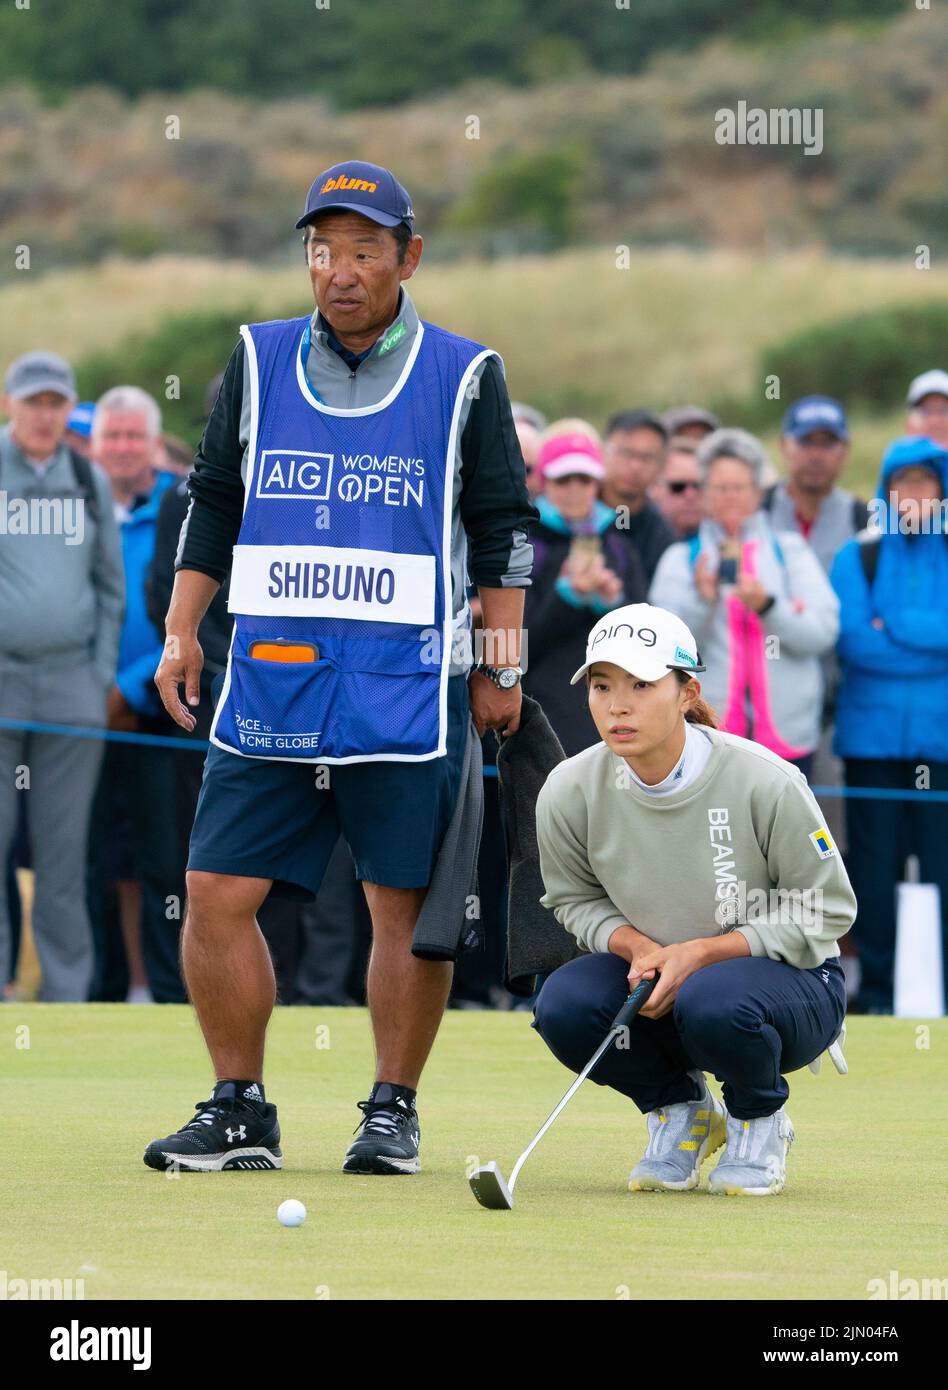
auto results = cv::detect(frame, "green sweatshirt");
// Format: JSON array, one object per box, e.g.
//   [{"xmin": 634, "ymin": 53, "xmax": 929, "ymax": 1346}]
[{"xmin": 535, "ymin": 726, "xmax": 856, "ymax": 968}]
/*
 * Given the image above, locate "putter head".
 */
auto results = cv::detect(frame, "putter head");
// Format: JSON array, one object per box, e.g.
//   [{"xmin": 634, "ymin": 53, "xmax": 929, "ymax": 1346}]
[{"xmin": 469, "ymin": 1161, "xmax": 513, "ymax": 1210}]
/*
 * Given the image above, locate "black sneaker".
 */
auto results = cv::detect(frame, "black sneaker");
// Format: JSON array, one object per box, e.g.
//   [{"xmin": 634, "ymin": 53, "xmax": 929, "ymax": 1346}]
[
  {"xmin": 343, "ymin": 1082, "xmax": 420, "ymax": 1175},
  {"xmin": 143, "ymin": 1080, "xmax": 283, "ymax": 1172}
]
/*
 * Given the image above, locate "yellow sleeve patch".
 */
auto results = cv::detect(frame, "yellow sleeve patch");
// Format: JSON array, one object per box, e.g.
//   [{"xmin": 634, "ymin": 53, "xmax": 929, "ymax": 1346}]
[{"xmin": 809, "ymin": 827, "xmax": 836, "ymax": 859}]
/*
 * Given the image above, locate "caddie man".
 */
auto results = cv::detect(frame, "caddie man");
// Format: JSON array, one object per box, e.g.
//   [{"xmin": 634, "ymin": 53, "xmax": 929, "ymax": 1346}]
[{"xmin": 147, "ymin": 160, "xmax": 538, "ymax": 1174}]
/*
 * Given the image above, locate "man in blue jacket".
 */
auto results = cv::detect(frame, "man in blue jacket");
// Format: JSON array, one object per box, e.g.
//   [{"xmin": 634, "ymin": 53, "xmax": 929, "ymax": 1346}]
[
  {"xmin": 830, "ymin": 436, "xmax": 948, "ymax": 1013},
  {"xmin": 88, "ymin": 387, "xmax": 182, "ymax": 1003}
]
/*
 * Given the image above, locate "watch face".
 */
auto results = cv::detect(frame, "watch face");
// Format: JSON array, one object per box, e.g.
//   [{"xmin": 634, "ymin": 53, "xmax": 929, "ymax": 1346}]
[{"xmin": 498, "ymin": 668, "xmax": 518, "ymax": 689}]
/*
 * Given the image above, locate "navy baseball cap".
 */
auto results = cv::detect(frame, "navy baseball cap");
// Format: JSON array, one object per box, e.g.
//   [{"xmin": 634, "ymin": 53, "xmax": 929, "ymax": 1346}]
[
  {"xmin": 782, "ymin": 395, "xmax": 849, "ymax": 441},
  {"xmin": 296, "ymin": 161, "xmax": 414, "ymax": 232},
  {"xmin": 67, "ymin": 401, "xmax": 96, "ymax": 438}
]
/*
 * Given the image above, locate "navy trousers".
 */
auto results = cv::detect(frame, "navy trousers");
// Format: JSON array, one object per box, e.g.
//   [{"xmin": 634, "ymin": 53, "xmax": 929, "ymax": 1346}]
[{"xmin": 533, "ymin": 951, "xmax": 847, "ymax": 1120}]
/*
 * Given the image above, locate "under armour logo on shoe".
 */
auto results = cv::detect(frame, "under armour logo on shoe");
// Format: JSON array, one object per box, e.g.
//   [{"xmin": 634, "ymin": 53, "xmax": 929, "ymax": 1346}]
[
  {"xmin": 225, "ymin": 1125, "xmax": 247, "ymax": 1143},
  {"xmin": 243, "ymin": 1084, "xmax": 262, "ymax": 1102}
]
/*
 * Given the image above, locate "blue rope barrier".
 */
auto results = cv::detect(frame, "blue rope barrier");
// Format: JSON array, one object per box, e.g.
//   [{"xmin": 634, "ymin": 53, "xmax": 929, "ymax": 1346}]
[
  {"xmin": 0, "ymin": 717, "xmax": 946, "ymax": 800},
  {"xmin": 0, "ymin": 716, "xmax": 208, "ymax": 753},
  {"xmin": 808, "ymin": 784, "xmax": 948, "ymax": 802}
]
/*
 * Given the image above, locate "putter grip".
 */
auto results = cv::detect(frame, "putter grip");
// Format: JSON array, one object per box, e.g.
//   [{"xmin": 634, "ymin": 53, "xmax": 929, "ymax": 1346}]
[{"xmin": 610, "ymin": 975, "xmax": 658, "ymax": 1032}]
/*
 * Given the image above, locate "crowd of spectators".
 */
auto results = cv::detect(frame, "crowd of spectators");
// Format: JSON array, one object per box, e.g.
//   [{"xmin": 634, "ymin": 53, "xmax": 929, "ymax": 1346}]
[{"xmin": 3, "ymin": 352, "xmax": 947, "ymax": 1015}]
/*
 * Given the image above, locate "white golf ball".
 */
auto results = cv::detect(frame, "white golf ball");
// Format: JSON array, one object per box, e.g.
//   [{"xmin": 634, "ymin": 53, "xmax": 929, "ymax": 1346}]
[{"xmin": 277, "ymin": 1199, "xmax": 307, "ymax": 1228}]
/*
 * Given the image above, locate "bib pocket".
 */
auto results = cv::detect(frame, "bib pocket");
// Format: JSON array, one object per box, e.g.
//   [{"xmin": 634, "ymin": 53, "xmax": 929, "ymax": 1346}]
[
  {"xmin": 220, "ymin": 645, "xmax": 444, "ymax": 759},
  {"xmin": 222, "ymin": 651, "xmax": 340, "ymax": 759}
]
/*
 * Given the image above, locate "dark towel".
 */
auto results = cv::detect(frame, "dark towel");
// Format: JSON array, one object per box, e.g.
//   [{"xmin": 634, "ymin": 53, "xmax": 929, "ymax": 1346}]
[
  {"xmin": 411, "ymin": 711, "xmax": 484, "ymax": 962},
  {"xmin": 495, "ymin": 693, "xmax": 583, "ymax": 995}
]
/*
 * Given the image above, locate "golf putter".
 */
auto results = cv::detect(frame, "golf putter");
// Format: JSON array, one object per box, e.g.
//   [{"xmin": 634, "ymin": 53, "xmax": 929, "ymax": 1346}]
[{"xmin": 470, "ymin": 973, "xmax": 658, "ymax": 1209}]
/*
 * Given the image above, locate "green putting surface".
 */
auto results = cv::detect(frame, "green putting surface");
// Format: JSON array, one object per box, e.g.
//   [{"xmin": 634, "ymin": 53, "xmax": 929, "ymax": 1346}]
[{"xmin": 3, "ymin": 1006, "xmax": 943, "ymax": 1300}]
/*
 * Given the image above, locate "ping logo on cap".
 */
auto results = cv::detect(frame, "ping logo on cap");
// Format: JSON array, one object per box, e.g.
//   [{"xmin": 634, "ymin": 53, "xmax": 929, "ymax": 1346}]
[
  {"xmin": 319, "ymin": 174, "xmax": 379, "ymax": 195},
  {"xmin": 590, "ymin": 621, "xmax": 657, "ymax": 650}
]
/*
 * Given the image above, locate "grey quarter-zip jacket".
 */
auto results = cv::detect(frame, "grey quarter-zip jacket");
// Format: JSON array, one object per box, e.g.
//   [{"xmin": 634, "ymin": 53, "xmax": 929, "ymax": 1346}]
[{"xmin": 0, "ymin": 425, "xmax": 124, "ymax": 684}]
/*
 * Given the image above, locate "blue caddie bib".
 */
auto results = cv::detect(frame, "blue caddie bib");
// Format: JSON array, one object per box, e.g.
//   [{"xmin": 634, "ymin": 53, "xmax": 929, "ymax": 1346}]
[{"xmin": 210, "ymin": 313, "xmax": 496, "ymax": 763}]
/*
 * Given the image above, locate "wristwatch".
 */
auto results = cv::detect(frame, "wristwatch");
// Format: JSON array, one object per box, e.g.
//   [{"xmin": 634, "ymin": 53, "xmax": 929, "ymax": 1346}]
[{"xmin": 476, "ymin": 662, "xmax": 523, "ymax": 690}]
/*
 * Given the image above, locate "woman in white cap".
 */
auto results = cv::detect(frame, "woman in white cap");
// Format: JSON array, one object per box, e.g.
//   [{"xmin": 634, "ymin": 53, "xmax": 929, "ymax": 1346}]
[{"xmin": 533, "ymin": 603, "xmax": 855, "ymax": 1196}]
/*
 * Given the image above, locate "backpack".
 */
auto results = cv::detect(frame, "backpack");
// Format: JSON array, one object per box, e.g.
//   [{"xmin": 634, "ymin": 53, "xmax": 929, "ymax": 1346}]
[
  {"xmin": 762, "ymin": 483, "xmax": 868, "ymax": 535},
  {"xmin": 68, "ymin": 449, "xmax": 99, "ymax": 524},
  {"xmin": 0, "ymin": 446, "xmax": 99, "ymax": 525},
  {"xmin": 858, "ymin": 535, "xmax": 882, "ymax": 589}
]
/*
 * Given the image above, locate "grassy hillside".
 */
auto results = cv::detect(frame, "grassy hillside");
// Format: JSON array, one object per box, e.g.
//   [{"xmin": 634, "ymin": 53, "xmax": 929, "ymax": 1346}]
[
  {"xmin": 4, "ymin": 248, "xmax": 942, "ymax": 494},
  {"xmin": 0, "ymin": 0, "xmax": 903, "ymax": 106},
  {"xmin": 1, "ymin": 8, "xmax": 946, "ymax": 269}
]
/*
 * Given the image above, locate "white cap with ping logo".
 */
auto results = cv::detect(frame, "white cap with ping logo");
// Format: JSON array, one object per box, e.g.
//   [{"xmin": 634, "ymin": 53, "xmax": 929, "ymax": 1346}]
[{"xmin": 569, "ymin": 603, "xmax": 706, "ymax": 685}]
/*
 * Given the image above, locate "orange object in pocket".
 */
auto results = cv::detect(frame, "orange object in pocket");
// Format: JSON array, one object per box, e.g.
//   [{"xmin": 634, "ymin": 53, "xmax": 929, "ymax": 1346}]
[{"xmin": 249, "ymin": 640, "xmax": 318, "ymax": 663}]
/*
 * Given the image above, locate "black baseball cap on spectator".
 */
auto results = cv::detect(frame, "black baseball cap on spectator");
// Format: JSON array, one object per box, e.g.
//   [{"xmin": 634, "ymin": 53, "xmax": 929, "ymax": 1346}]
[
  {"xmin": 603, "ymin": 408, "xmax": 668, "ymax": 441},
  {"xmin": 296, "ymin": 161, "xmax": 415, "ymax": 232},
  {"xmin": 662, "ymin": 405, "xmax": 720, "ymax": 436}
]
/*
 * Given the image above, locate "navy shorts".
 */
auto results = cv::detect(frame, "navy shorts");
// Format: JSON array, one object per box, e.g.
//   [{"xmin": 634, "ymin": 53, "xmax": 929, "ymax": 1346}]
[{"xmin": 188, "ymin": 672, "xmax": 471, "ymax": 898}]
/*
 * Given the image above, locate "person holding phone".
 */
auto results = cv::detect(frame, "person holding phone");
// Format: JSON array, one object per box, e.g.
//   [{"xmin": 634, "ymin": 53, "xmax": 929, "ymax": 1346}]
[
  {"xmin": 522, "ymin": 420, "xmax": 648, "ymax": 756},
  {"xmin": 649, "ymin": 428, "xmax": 839, "ymax": 779},
  {"xmin": 533, "ymin": 603, "xmax": 855, "ymax": 1196}
]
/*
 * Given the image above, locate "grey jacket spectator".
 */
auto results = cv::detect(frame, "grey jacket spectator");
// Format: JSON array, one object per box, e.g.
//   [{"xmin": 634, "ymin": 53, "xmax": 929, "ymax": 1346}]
[
  {"xmin": 770, "ymin": 396, "xmax": 868, "ymax": 574},
  {"xmin": 0, "ymin": 427, "xmax": 123, "ymax": 682},
  {"xmin": 649, "ymin": 428, "xmax": 838, "ymax": 763},
  {"xmin": 0, "ymin": 351, "xmax": 124, "ymax": 1001},
  {"xmin": 765, "ymin": 482, "xmax": 868, "ymax": 576}
]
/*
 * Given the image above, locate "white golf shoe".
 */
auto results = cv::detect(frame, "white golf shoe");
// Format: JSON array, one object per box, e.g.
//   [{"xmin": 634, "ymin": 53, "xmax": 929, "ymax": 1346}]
[
  {"xmin": 628, "ymin": 1071, "xmax": 727, "ymax": 1193},
  {"xmin": 707, "ymin": 1107, "xmax": 795, "ymax": 1196}
]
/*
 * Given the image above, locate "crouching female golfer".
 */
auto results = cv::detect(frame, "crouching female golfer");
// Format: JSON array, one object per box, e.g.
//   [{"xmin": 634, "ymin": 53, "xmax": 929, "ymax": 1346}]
[{"xmin": 533, "ymin": 603, "xmax": 855, "ymax": 1196}]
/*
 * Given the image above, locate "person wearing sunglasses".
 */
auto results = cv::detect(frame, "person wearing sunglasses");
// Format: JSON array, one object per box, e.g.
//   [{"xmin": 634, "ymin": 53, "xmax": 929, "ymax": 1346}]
[
  {"xmin": 652, "ymin": 435, "xmax": 704, "ymax": 541},
  {"xmin": 512, "ymin": 401, "xmax": 546, "ymax": 499}
]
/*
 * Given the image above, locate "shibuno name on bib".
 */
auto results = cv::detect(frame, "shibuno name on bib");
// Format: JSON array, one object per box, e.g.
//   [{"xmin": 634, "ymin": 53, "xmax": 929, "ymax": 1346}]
[{"xmin": 210, "ymin": 313, "xmax": 497, "ymax": 764}]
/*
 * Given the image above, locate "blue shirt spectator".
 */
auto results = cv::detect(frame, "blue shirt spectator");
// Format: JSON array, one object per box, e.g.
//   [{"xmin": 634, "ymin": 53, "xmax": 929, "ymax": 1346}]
[{"xmin": 830, "ymin": 435, "xmax": 948, "ymax": 1013}]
